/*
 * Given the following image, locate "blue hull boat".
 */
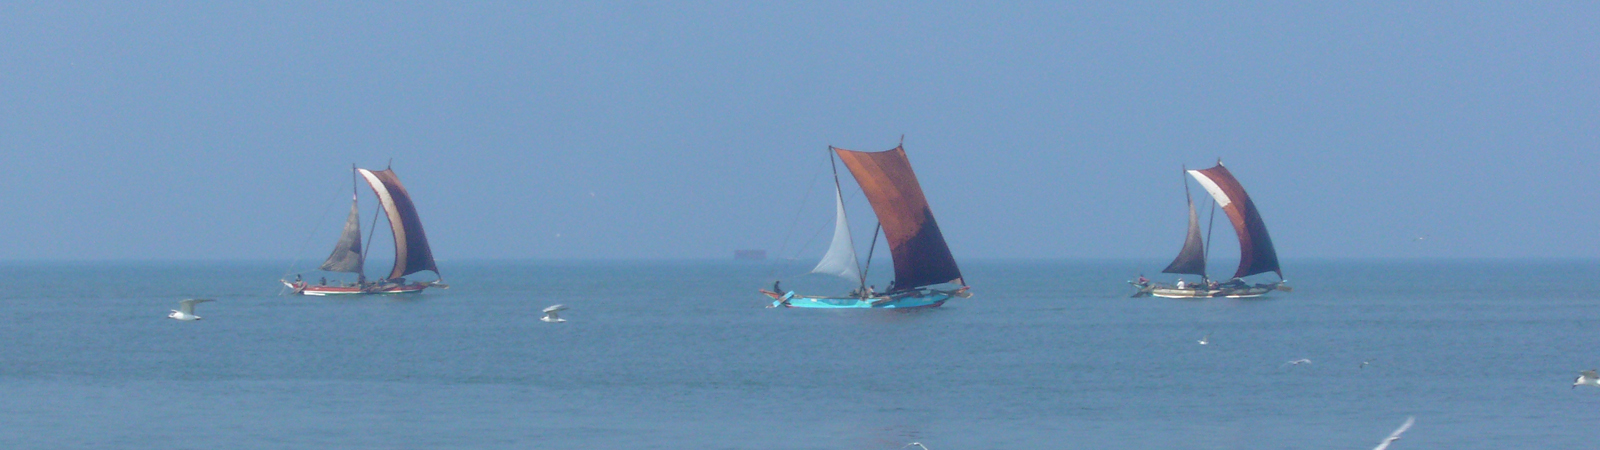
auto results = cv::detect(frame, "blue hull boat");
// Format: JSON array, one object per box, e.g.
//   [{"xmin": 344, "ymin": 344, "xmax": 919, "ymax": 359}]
[
  {"xmin": 765, "ymin": 143, "xmax": 972, "ymax": 310},
  {"xmin": 760, "ymin": 286, "xmax": 970, "ymax": 309}
]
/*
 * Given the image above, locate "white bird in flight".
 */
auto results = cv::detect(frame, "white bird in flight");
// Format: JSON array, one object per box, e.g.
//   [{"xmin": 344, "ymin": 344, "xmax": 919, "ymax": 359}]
[
  {"xmin": 1282, "ymin": 358, "xmax": 1312, "ymax": 367},
  {"xmin": 167, "ymin": 298, "xmax": 213, "ymax": 321},
  {"xmin": 1573, "ymin": 369, "xmax": 1599, "ymax": 389},
  {"xmin": 1197, "ymin": 333, "xmax": 1210, "ymax": 345},
  {"xmin": 903, "ymin": 443, "xmax": 930, "ymax": 450},
  {"xmin": 1371, "ymin": 416, "xmax": 1414, "ymax": 450},
  {"xmin": 1360, "ymin": 360, "xmax": 1371, "ymax": 370},
  {"xmin": 541, "ymin": 304, "xmax": 568, "ymax": 323}
]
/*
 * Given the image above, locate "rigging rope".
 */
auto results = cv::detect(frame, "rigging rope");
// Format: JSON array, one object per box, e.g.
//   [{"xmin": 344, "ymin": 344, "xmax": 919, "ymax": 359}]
[
  {"xmin": 278, "ymin": 181, "xmax": 347, "ymax": 295},
  {"xmin": 774, "ymin": 169, "xmax": 821, "ymax": 261},
  {"xmin": 791, "ymin": 188, "xmax": 863, "ymax": 263},
  {"xmin": 1205, "ymin": 195, "xmax": 1218, "ymax": 281}
]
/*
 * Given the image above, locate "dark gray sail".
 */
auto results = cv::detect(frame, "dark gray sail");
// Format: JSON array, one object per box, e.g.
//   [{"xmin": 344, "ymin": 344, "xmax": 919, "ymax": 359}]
[
  {"xmin": 1161, "ymin": 194, "xmax": 1206, "ymax": 277},
  {"xmin": 317, "ymin": 200, "xmax": 364, "ymax": 273}
]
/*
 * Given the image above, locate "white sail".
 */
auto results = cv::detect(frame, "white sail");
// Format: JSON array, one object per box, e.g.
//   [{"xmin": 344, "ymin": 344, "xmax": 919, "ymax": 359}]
[
  {"xmin": 1188, "ymin": 169, "xmax": 1234, "ymax": 208},
  {"xmin": 809, "ymin": 185, "xmax": 862, "ymax": 281}
]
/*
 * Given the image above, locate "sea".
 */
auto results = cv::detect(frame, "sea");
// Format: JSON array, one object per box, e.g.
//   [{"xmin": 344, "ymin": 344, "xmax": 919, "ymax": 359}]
[{"xmin": 2, "ymin": 259, "xmax": 1598, "ymax": 449}]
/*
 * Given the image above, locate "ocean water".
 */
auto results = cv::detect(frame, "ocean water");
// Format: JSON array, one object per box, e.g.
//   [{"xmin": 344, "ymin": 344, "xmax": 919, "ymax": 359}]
[{"xmin": 2, "ymin": 259, "xmax": 1598, "ymax": 449}]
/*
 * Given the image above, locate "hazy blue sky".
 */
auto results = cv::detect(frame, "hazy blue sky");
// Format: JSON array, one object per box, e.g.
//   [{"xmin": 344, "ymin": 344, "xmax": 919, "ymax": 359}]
[{"xmin": 1, "ymin": 2, "xmax": 1595, "ymax": 262}]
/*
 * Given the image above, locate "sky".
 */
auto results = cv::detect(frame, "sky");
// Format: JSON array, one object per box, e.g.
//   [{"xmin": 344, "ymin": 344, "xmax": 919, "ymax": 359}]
[{"xmin": 0, "ymin": 2, "xmax": 1595, "ymax": 262}]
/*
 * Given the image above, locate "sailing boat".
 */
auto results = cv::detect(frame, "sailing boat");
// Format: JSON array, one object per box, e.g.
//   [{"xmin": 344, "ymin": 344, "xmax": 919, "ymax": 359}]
[
  {"xmin": 759, "ymin": 144, "xmax": 971, "ymax": 308},
  {"xmin": 282, "ymin": 164, "xmax": 446, "ymax": 296},
  {"xmin": 1131, "ymin": 160, "xmax": 1288, "ymax": 299}
]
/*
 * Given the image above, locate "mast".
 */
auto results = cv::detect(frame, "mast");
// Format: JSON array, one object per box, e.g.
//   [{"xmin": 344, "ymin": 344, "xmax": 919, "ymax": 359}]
[
  {"xmin": 1204, "ymin": 188, "xmax": 1217, "ymax": 282},
  {"xmin": 362, "ymin": 203, "xmax": 381, "ymax": 277},
  {"xmin": 861, "ymin": 223, "xmax": 881, "ymax": 294},
  {"xmin": 360, "ymin": 165, "xmax": 380, "ymax": 279},
  {"xmin": 354, "ymin": 163, "xmax": 368, "ymax": 280},
  {"xmin": 356, "ymin": 164, "xmax": 372, "ymax": 278}
]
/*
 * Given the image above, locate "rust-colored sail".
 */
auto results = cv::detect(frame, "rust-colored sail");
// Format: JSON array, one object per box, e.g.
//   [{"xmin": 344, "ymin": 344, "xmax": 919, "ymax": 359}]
[
  {"xmin": 833, "ymin": 145, "xmax": 963, "ymax": 290},
  {"xmin": 1187, "ymin": 163, "xmax": 1280, "ymax": 279},
  {"xmin": 358, "ymin": 168, "xmax": 439, "ymax": 280}
]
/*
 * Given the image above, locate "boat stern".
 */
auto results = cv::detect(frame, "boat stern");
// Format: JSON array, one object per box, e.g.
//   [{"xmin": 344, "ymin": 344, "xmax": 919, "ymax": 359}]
[{"xmin": 1128, "ymin": 280, "xmax": 1155, "ymax": 298}]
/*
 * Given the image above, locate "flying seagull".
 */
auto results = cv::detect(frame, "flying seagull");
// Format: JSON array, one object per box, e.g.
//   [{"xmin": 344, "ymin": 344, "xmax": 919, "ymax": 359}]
[
  {"xmin": 1282, "ymin": 358, "xmax": 1312, "ymax": 367},
  {"xmin": 541, "ymin": 304, "xmax": 568, "ymax": 323},
  {"xmin": 1197, "ymin": 333, "xmax": 1210, "ymax": 346},
  {"xmin": 168, "ymin": 298, "xmax": 213, "ymax": 321},
  {"xmin": 903, "ymin": 443, "xmax": 930, "ymax": 450},
  {"xmin": 1360, "ymin": 360, "xmax": 1371, "ymax": 370},
  {"xmin": 1371, "ymin": 416, "xmax": 1415, "ymax": 450},
  {"xmin": 1574, "ymin": 369, "xmax": 1600, "ymax": 389}
]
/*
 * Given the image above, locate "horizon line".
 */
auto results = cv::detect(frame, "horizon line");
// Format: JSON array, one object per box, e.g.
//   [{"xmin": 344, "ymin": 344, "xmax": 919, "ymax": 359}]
[{"xmin": 0, "ymin": 255, "xmax": 1594, "ymax": 264}]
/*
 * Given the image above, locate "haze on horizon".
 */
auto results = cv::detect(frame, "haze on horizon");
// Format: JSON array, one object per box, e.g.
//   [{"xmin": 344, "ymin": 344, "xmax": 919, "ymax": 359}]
[{"xmin": 1, "ymin": 2, "xmax": 1594, "ymax": 262}]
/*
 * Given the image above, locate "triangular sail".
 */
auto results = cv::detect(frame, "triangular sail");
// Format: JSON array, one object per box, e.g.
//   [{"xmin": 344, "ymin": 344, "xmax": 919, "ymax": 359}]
[
  {"xmin": 809, "ymin": 185, "xmax": 862, "ymax": 282},
  {"xmin": 1161, "ymin": 192, "xmax": 1207, "ymax": 277},
  {"xmin": 358, "ymin": 168, "xmax": 439, "ymax": 280},
  {"xmin": 318, "ymin": 199, "xmax": 365, "ymax": 274},
  {"xmin": 1187, "ymin": 163, "xmax": 1280, "ymax": 279},
  {"xmin": 833, "ymin": 145, "xmax": 962, "ymax": 291}
]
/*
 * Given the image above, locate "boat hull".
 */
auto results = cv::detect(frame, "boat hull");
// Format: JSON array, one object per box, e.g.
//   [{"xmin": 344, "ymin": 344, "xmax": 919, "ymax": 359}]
[
  {"xmin": 283, "ymin": 280, "xmax": 429, "ymax": 296},
  {"xmin": 759, "ymin": 287, "xmax": 969, "ymax": 309},
  {"xmin": 1150, "ymin": 287, "xmax": 1223, "ymax": 299},
  {"xmin": 1134, "ymin": 281, "xmax": 1284, "ymax": 299},
  {"xmin": 1217, "ymin": 284, "xmax": 1276, "ymax": 298}
]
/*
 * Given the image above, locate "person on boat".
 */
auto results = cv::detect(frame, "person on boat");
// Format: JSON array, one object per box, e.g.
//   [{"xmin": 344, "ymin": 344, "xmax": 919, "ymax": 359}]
[
  {"xmin": 357, "ymin": 274, "xmax": 367, "ymax": 287},
  {"xmin": 866, "ymin": 285, "xmax": 876, "ymax": 297},
  {"xmin": 1176, "ymin": 279, "xmax": 1187, "ymax": 289},
  {"xmin": 295, "ymin": 274, "xmax": 302, "ymax": 283},
  {"xmin": 773, "ymin": 281, "xmax": 781, "ymax": 293},
  {"xmin": 318, "ymin": 277, "xmax": 326, "ymax": 286},
  {"xmin": 1136, "ymin": 274, "xmax": 1148, "ymax": 286}
]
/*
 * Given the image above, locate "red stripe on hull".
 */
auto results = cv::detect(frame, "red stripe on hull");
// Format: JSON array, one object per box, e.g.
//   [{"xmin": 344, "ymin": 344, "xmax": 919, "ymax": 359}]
[{"xmin": 285, "ymin": 281, "xmax": 428, "ymax": 296}]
